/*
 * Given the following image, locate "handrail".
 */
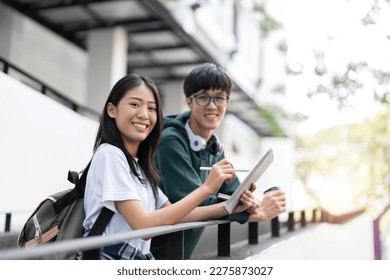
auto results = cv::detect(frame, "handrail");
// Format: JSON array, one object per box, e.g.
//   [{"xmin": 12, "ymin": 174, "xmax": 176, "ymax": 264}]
[
  {"xmin": 0, "ymin": 220, "xmax": 230, "ymax": 260},
  {"xmin": 0, "ymin": 56, "xmax": 100, "ymax": 119},
  {"xmin": 0, "ymin": 207, "xmax": 318, "ymax": 260},
  {"xmin": 285, "ymin": 207, "xmax": 366, "ymax": 233},
  {"xmin": 319, "ymin": 208, "xmax": 365, "ymax": 224},
  {"xmin": 2, "ymin": 206, "xmax": 359, "ymax": 260}
]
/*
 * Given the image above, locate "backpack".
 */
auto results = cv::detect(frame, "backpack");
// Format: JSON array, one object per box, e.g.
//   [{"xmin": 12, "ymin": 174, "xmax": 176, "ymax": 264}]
[{"xmin": 17, "ymin": 162, "xmax": 114, "ymax": 260}]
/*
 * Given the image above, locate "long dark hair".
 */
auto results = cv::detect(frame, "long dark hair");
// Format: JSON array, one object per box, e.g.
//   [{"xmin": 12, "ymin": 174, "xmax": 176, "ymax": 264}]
[{"xmin": 93, "ymin": 74, "xmax": 163, "ymax": 199}]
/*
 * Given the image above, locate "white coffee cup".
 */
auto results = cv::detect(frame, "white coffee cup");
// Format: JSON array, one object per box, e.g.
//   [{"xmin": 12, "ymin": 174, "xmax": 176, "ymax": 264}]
[{"xmin": 263, "ymin": 186, "xmax": 281, "ymax": 196}]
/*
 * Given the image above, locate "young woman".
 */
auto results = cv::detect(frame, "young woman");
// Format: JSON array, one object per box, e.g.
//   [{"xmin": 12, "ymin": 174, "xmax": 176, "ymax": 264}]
[{"xmin": 82, "ymin": 74, "xmax": 254, "ymax": 260}]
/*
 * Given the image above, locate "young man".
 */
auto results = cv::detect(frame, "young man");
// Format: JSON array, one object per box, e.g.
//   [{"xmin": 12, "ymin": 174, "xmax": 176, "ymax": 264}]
[{"xmin": 150, "ymin": 63, "xmax": 286, "ymax": 259}]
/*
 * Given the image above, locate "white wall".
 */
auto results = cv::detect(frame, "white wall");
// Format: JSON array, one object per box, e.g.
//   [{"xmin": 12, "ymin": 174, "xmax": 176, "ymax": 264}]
[
  {"xmin": 0, "ymin": 3, "xmax": 88, "ymax": 105},
  {"xmin": 257, "ymin": 137, "xmax": 296, "ymax": 222},
  {"xmin": 221, "ymin": 114, "xmax": 262, "ymax": 170},
  {"xmin": 160, "ymin": 81, "xmax": 187, "ymax": 116},
  {"xmin": 0, "ymin": 73, "xmax": 97, "ymax": 231}
]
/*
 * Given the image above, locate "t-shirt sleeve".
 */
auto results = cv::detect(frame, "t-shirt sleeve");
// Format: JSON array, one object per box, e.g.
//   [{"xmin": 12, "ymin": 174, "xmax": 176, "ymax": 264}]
[
  {"xmin": 93, "ymin": 146, "xmax": 141, "ymax": 212},
  {"xmin": 156, "ymin": 187, "xmax": 168, "ymax": 209}
]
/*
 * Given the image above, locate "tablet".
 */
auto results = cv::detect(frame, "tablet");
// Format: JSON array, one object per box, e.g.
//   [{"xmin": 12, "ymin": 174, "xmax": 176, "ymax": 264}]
[{"xmin": 223, "ymin": 149, "xmax": 274, "ymax": 214}]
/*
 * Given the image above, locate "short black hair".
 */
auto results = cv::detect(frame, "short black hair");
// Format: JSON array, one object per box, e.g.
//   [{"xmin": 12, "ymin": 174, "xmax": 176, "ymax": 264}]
[{"xmin": 183, "ymin": 63, "xmax": 234, "ymax": 97}]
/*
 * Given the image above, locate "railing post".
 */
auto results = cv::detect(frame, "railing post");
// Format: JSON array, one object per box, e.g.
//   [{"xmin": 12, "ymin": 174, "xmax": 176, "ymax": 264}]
[
  {"xmin": 5, "ymin": 213, "xmax": 11, "ymax": 232},
  {"xmin": 373, "ymin": 219, "xmax": 381, "ymax": 260},
  {"xmin": 300, "ymin": 210, "xmax": 306, "ymax": 227},
  {"xmin": 167, "ymin": 231, "xmax": 184, "ymax": 260},
  {"xmin": 248, "ymin": 222, "xmax": 258, "ymax": 244},
  {"xmin": 312, "ymin": 208, "xmax": 317, "ymax": 223},
  {"xmin": 271, "ymin": 217, "xmax": 280, "ymax": 237},
  {"xmin": 218, "ymin": 223, "xmax": 230, "ymax": 257},
  {"xmin": 3, "ymin": 61, "xmax": 9, "ymax": 74},
  {"xmin": 287, "ymin": 212, "xmax": 294, "ymax": 231}
]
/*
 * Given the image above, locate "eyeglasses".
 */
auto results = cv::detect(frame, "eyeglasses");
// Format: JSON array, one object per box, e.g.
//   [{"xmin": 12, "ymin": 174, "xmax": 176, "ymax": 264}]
[{"xmin": 189, "ymin": 92, "xmax": 230, "ymax": 107}]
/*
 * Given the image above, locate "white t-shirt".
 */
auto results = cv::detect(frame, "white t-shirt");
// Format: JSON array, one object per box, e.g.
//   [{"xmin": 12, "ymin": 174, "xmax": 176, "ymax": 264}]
[{"xmin": 83, "ymin": 143, "xmax": 168, "ymax": 254}]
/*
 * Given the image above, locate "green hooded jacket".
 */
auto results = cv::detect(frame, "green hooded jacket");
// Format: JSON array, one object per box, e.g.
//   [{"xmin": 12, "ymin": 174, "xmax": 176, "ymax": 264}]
[{"xmin": 150, "ymin": 111, "xmax": 249, "ymax": 259}]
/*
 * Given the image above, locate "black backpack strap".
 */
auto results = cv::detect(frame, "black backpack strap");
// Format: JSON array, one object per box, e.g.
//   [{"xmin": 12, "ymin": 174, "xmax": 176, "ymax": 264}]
[
  {"xmin": 54, "ymin": 161, "xmax": 92, "ymax": 213},
  {"xmin": 82, "ymin": 206, "xmax": 114, "ymax": 260},
  {"xmin": 88, "ymin": 207, "xmax": 114, "ymax": 236}
]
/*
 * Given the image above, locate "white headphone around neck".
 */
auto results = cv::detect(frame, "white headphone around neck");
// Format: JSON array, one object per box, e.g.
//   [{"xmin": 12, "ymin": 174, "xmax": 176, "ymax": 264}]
[{"xmin": 185, "ymin": 120, "xmax": 224, "ymax": 156}]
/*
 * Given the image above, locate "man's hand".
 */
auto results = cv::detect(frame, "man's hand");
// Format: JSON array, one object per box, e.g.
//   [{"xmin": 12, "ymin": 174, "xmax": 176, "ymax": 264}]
[{"xmin": 248, "ymin": 190, "xmax": 286, "ymax": 222}]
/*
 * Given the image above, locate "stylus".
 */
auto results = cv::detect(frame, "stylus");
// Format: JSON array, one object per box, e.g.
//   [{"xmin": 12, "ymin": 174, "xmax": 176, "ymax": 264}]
[{"xmin": 199, "ymin": 167, "xmax": 250, "ymax": 172}]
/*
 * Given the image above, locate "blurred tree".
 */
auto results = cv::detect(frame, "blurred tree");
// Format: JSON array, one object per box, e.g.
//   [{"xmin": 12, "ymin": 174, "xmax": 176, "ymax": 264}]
[
  {"xmin": 254, "ymin": 2, "xmax": 282, "ymax": 38},
  {"xmin": 307, "ymin": 59, "xmax": 390, "ymax": 109},
  {"xmin": 302, "ymin": 0, "xmax": 390, "ymax": 109},
  {"xmin": 296, "ymin": 105, "xmax": 390, "ymax": 213},
  {"xmin": 258, "ymin": 105, "xmax": 286, "ymax": 137}
]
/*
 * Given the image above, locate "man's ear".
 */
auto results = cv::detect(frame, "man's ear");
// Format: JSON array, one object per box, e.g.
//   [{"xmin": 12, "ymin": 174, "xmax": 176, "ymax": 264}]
[
  {"xmin": 107, "ymin": 102, "xmax": 116, "ymax": 118},
  {"xmin": 186, "ymin": 97, "xmax": 192, "ymax": 109}
]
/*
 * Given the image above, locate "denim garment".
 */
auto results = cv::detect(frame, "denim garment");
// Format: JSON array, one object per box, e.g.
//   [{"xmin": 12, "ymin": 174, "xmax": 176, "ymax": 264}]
[{"xmin": 101, "ymin": 243, "xmax": 155, "ymax": 260}]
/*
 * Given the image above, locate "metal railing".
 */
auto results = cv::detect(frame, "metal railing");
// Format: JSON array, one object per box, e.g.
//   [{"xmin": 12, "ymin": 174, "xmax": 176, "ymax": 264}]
[
  {"xmin": 0, "ymin": 208, "xmax": 328, "ymax": 260},
  {"xmin": 0, "ymin": 56, "xmax": 99, "ymax": 119},
  {"xmin": 0, "ymin": 220, "xmax": 240, "ymax": 260},
  {"xmin": 0, "ymin": 218, "xmax": 285, "ymax": 260}
]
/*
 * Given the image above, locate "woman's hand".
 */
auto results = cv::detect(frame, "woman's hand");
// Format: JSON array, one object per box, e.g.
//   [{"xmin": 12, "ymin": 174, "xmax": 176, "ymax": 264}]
[
  {"xmin": 244, "ymin": 183, "xmax": 260, "ymax": 214},
  {"xmin": 232, "ymin": 189, "xmax": 254, "ymax": 213},
  {"xmin": 245, "ymin": 197, "xmax": 261, "ymax": 214},
  {"xmin": 202, "ymin": 159, "xmax": 235, "ymax": 195}
]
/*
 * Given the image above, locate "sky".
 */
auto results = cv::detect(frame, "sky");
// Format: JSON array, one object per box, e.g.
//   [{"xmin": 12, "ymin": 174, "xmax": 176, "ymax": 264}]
[{"xmin": 285, "ymin": 0, "xmax": 390, "ymax": 135}]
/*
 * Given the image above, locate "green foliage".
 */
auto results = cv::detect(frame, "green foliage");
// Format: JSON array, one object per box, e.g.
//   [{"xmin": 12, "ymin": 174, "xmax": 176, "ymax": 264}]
[
  {"xmin": 258, "ymin": 106, "xmax": 285, "ymax": 137},
  {"xmin": 307, "ymin": 55, "xmax": 390, "ymax": 109},
  {"xmin": 254, "ymin": 3, "xmax": 282, "ymax": 37},
  {"xmin": 271, "ymin": 84, "xmax": 285, "ymax": 94},
  {"xmin": 307, "ymin": 61, "xmax": 374, "ymax": 109},
  {"xmin": 380, "ymin": 209, "xmax": 390, "ymax": 234}
]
